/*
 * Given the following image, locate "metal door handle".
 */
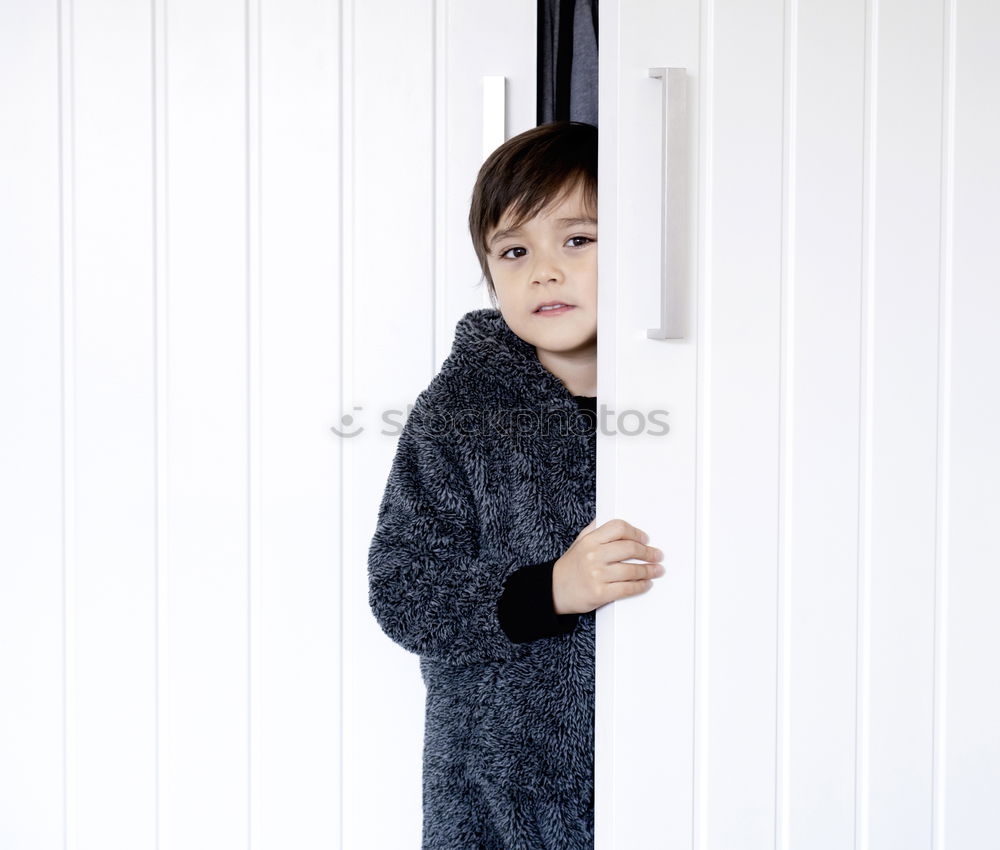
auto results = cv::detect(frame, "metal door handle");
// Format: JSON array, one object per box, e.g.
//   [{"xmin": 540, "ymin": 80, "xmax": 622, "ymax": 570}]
[
  {"xmin": 647, "ymin": 67, "xmax": 689, "ymax": 339},
  {"xmin": 482, "ymin": 76, "xmax": 506, "ymax": 160}
]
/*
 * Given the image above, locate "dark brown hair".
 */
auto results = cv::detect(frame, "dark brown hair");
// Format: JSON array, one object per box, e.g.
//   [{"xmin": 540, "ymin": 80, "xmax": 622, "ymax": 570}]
[{"xmin": 468, "ymin": 121, "xmax": 597, "ymax": 307}]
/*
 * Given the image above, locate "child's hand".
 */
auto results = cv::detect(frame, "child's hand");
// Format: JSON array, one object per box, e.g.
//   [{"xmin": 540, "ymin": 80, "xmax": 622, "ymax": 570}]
[{"xmin": 552, "ymin": 518, "xmax": 665, "ymax": 615}]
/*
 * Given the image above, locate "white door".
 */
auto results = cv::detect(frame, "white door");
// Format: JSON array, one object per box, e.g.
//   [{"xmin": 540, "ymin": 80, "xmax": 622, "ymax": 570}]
[
  {"xmin": 0, "ymin": 1, "xmax": 535, "ymax": 847},
  {"xmin": 596, "ymin": 1, "xmax": 1000, "ymax": 848}
]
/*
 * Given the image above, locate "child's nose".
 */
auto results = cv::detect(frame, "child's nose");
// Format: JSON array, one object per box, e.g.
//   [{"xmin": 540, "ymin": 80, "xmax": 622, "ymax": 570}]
[{"xmin": 530, "ymin": 255, "xmax": 565, "ymax": 285}]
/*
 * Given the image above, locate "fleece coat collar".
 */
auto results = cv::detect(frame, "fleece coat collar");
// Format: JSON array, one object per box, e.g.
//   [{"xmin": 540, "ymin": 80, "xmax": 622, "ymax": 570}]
[{"xmin": 433, "ymin": 307, "xmax": 582, "ymax": 407}]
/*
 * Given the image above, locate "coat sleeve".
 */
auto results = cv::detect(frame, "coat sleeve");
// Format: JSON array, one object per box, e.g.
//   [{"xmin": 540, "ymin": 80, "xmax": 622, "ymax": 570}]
[
  {"xmin": 367, "ymin": 404, "xmax": 525, "ymax": 665},
  {"xmin": 497, "ymin": 559, "xmax": 581, "ymax": 643}
]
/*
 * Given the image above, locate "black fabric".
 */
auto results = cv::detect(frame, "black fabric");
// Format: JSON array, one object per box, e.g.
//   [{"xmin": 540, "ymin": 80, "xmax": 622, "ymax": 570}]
[
  {"xmin": 496, "ymin": 395, "xmax": 597, "ymax": 643},
  {"xmin": 538, "ymin": 0, "xmax": 599, "ymax": 126},
  {"xmin": 555, "ymin": 0, "xmax": 577, "ymax": 120},
  {"xmin": 497, "ymin": 558, "xmax": 576, "ymax": 643},
  {"xmin": 575, "ymin": 392, "xmax": 597, "ymax": 434}
]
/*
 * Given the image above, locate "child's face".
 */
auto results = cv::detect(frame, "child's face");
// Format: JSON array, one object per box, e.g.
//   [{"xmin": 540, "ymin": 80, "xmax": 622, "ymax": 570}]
[{"xmin": 485, "ymin": 181, "xmax": 597, "ymax": 362}]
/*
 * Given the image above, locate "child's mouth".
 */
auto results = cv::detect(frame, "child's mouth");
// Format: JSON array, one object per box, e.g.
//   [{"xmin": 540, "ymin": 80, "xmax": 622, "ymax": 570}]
[{"xmin": 534, "ymin": 305, "xmax": 575, "ymax": 316}]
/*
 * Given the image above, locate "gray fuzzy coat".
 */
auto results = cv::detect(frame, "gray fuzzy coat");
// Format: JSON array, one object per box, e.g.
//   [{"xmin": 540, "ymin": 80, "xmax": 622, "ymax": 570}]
[{"xmin": 368, "ymin": 307, "xmax": 596, "ymax": 849}]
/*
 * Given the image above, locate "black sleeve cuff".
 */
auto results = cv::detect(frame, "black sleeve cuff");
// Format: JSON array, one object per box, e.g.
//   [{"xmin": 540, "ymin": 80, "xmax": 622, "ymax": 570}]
[{"xmin": 496, "ymin": 559, "xmax": 581, "ymax": 643}]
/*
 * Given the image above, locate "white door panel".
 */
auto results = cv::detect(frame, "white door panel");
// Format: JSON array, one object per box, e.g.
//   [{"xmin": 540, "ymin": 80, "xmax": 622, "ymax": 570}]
[
  {"xmin": 0, "ymin": 1, "xmax": 535, "ymax": 848},
  {"xmin": 597, "ymin": 0, "xmax": 1000, "ymax": 847},
  {"xmin": 596, "ymin": 2, "xmax": 702, "ymax": 848}
]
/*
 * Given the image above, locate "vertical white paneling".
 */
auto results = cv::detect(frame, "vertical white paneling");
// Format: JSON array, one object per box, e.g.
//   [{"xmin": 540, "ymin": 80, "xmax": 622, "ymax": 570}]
[
  {"xmin": 58, "ymin": 0, "xmax": 79, "ymax": 843},
  {"xmin": 866, "ymin": 2, "xmax": 945, "ymax": 846},
  {"xmin": 784, "ymin": 1, "xmax": 866, "ymax": 848},
  {"xmin": 256, "ymin": 0, "xmax": 343, "ymax": 848},
  {"xmin": 339, "ymin": 5, "xmax": 358, "ymax": 846},
  {"xmin": 0, "ymin": 0, "xmax": 66, "ymax": 846},
  {"xmin": 942, "ymin": 0, "xmax": 1000, "ymax": 845},
  {"xmin": 603, "ymin": 0, "xmax": 999, "ymax": 847},
  {"xmin": 593, "ymin": 1, "xmax": 621, "ymax": 846},
  {"xmin": 345, "ymin": 0, "xmax": 434, "ymax": 845},
  {"xmin": 163, "ymin": 0, "xmax": 249, "ymax": 847},
  {"xmin": 248, "ymin": 0, "xmax": 263, "ymax": 845},
  {"xmin": 702, "ymin": 2, "xmax": 785, "ymax": 845},
  {"xmin": 72, "ymin": 0, "xmax": 158, "ymax": 847},
  {"xmin": 692, "ymin": 3, "xmax": 713, "ymax": 845},
  {"xmin": 597, "ymin": 1, "xmax": 701, "ymax": 848},
  {"xmin": 152, "ymin": 1, "xmax": 169, "ymax": 847}
]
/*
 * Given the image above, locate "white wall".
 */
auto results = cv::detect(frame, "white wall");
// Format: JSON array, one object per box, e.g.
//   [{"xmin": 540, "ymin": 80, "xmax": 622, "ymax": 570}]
[{"xmin": 0, "ymin": 1, "xmax": 533, "ymax": 848}]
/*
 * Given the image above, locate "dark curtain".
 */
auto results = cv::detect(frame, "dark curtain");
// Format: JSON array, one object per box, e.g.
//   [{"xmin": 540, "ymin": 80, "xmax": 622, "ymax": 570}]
[{"xmin": 537, "ymin": 0, "xmax": 599, "ymax": 126}]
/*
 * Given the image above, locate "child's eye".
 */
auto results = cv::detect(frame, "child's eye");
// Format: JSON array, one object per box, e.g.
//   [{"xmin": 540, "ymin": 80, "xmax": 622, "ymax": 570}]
[
  {"xmin": 499, "ymin": 246, "xmax": 527, "ymax": 260},
  {"xmin": 567, "ymin": 235, "xmax": 596, "ymax": 248}
]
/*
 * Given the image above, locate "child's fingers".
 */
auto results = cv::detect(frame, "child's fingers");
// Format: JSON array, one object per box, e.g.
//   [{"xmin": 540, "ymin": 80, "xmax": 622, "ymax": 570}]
[
  {"xmin": 610, "ymin": 560, "xmax": 664, "ymax": 583},
  {"xmin": 591, "ymin": 517, "xmax": 650, "ymax": 546},
  {"xmin": 609, "ymin": 579, "xmax": 655, "ymax": 602}
]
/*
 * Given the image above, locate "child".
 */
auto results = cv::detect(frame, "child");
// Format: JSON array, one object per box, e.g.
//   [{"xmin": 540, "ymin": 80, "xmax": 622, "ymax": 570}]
[{"xmin": 368, "ymin": 121, "xmax": 664, "ymax": 849}]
